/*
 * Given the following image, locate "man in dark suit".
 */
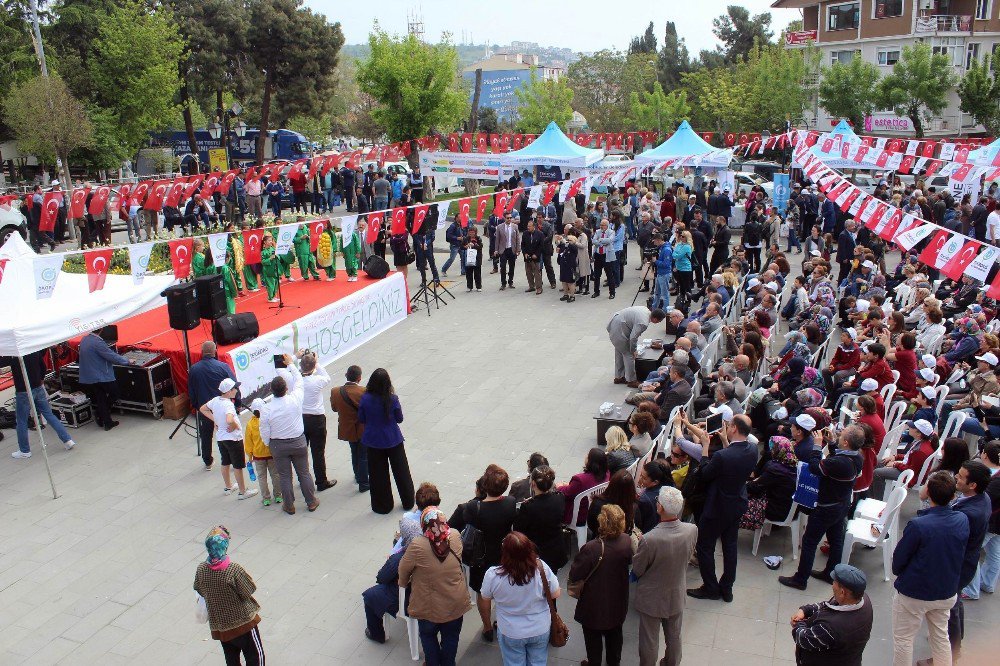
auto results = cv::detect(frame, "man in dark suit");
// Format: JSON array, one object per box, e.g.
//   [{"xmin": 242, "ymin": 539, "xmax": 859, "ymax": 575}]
[
  {"xmin": 836, "ymin": 220, "xmax": 858, "ymax": 283},
  {"xmin": 708, "ymin": 215, "xmax": 732, "ymax": 275},
  {"xmin": 688, "ymin": 414, "xmax": 759, "ymax": 602},
  {"xmin": 655, "ymin": 364, "xmax": 692, "ymax": 423}
]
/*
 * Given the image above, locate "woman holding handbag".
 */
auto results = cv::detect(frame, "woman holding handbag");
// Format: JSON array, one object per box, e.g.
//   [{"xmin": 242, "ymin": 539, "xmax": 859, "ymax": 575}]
[
  {"xmin": 569, "ymin": 504, "xmax": 632, "ymax": 666},
  {"xmin": 480, "ymin": 531, "xmax": 562, "ymax": 666},
  {"xmin": 463, "ymin": 226, "xmax": 484, "ymax": 292}
]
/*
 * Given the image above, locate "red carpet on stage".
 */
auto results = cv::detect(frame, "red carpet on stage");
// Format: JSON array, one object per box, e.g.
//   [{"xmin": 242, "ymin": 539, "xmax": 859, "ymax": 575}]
[{"xmin": 118, "ymin": 275, "xmax": 386, "ymax": 393}]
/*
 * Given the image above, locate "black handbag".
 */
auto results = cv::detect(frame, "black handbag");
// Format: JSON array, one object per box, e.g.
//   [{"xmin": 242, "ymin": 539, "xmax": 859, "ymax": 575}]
[{"xmin": 460, "ymin": 501, "xmax": 487, "ymax": 569}]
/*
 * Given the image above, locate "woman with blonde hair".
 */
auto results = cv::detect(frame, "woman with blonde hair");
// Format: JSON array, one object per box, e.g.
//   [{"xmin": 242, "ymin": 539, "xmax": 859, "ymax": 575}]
[
  {"xmin": 720, "ymin": 270, "xmax": 738, "ymax": 292},
  {"xmin": 605, "ymin": 425, "xmax": 637, "ymax": 473}
]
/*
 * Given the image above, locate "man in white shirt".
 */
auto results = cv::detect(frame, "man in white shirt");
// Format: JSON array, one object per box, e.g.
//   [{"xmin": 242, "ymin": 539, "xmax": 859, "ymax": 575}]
[
  {"xmin": 260, "ymin": 355, "xmax": 319, "ymax": 514},
  {"xmin": 298, "ymin": 350, "xmax": 336, "ymax": 491},
  {"xmin": 987, "ymin": 208, "xmax": 1000, "ymax": 246},
  {"xmin": 199, "ymin": 378, "xmax": 258, "ymax": 500}
]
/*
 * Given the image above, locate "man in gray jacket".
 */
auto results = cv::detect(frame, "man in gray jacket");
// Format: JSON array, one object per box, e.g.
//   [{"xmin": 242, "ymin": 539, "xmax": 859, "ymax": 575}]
[
  {"xmin": 633, "ymin": 486, "xmax": 698, "ymax": 666},
  {"xmin": 607, "ymin": 306, "xmax": 666, "ymax": 387}
]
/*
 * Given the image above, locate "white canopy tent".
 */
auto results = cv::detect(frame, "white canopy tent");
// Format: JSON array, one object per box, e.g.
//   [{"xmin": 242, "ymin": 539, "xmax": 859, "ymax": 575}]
[
  {"xmin": 499, "ymin": 121, "xmax": 605, "ymax": 169},
  {"xmin": 0, "ymin": 234, "xmax": 175, "ymax": 497}
]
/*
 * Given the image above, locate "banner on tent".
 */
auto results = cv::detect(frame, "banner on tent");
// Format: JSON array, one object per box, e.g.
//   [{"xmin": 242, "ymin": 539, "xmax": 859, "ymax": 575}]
[
  {"xmin": 420, "ymin": 151, "xmax": 503, "ymax": 181},
  {"xmin": 228, "ymin": 272, "xmax": 407, "ymax": 401}
]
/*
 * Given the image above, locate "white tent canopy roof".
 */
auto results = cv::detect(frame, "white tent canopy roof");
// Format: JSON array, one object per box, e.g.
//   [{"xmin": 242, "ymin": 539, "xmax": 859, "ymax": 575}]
[
  {"xmin": 0, "ymin": 234, "xmax": 175, "ymax": 356},
  {"xmin": 499, "ymin": 121, "xmax": 604, "ymax": 168}
]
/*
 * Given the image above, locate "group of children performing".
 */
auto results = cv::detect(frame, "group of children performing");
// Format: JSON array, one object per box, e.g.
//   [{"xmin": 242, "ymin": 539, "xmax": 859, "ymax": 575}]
[{"xmin": 190, "ymin": 219, "xmax": 364, "ymax": 309}]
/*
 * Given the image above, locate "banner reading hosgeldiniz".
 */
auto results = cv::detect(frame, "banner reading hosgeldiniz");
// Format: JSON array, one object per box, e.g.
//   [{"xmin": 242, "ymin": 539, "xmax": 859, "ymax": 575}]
[{"xmin": 227, "ymin": 272, "xmax": 408, "ymax": 402}]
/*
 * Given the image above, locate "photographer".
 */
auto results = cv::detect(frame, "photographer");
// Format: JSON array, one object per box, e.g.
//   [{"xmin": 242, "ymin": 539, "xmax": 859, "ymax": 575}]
[
  {"xmin": 651, "ymin": 234, "xmax": 672, "ymax": 310},
  {"xmin": 299, "ymin": 350, "xmax": 336, "ymax": 492}
]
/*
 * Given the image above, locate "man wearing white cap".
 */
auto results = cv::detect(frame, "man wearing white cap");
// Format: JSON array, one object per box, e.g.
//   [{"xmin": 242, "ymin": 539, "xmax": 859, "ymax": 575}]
[
  {"xmin": 790, "ymin": 413, "xmax": 819, "ymax": 464},
  {"xmin": 939, "ymin": 352, "xmax": 1000, "ymax": 427},
  {"xmin": 870, "ymin": 418, "xmax": 937, "ymax": 500},
  {"xmin": 199, "ymin": 378, "xmax": 258, "ymax": 500}
]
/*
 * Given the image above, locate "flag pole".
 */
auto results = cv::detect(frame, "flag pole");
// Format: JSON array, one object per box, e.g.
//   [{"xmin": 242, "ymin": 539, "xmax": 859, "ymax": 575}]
[{"xmin": 17, "ymin": 355, "xmax": 58, "ymax": 499}]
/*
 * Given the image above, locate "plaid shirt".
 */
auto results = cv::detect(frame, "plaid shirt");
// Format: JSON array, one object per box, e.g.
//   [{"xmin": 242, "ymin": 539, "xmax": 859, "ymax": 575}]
[{"xmin": 194, "ymin": 561, "xmax": 260, "ymax": 639}]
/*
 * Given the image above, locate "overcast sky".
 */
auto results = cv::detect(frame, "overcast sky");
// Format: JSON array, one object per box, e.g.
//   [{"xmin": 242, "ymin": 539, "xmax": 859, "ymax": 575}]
[{"xmin": 305, "ymin": 0, "xmax": 801, "ymax": 55}]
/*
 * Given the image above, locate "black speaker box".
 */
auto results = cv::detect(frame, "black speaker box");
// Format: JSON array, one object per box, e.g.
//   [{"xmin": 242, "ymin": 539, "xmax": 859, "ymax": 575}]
[
  {"xmin": 194, "ymin": 273, "xmax": 227, "ymax": 320},
  {"xmin": 162, "ymin": 283, "xmax": 200, "ymax": 331},
  {"xmin": 212, "ymin": 313, "xmax": 259, "ymax": 345},
  {"xmin": 363, "ymin": 255, "xmax": 390, "ymax": 279}
]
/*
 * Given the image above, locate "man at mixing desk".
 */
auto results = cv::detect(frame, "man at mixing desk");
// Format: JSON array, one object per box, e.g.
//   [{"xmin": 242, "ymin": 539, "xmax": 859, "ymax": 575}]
[{"xmin": 78, "ymin": 326, "xmax": 135, "ymax": 431}]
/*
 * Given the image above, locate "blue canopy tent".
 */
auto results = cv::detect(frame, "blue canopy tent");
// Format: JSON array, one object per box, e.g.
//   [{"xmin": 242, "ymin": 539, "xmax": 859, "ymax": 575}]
[
  {"xmin": 634, "ymin": 120, "xmax": 733, "ymax": 167},
  {"xmin": 968, "ymin": 136, "xmax": 1000, "ymax": 168},
  {"xmin": 499, "ymin": 121, "xmax": 604, "ymax": 168}
]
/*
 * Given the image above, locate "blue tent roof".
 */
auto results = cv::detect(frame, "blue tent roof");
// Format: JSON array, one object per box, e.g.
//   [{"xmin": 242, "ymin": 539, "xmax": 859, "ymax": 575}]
[
  {"xmin": 969, "ymin": 136, "xmax": 1000, "ymax": 168},
  {"xmin": 500, "ymin": 121, "xmax": 604, "ymax": 167},
  {"xmin": 635, "ymin": 121, "xmax": 732, "ymax": 167}
]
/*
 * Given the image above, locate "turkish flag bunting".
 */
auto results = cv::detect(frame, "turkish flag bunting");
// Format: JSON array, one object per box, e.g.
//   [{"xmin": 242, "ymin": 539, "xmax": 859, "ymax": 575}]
[
  {"xmin": 542, "ymin": 182, "xmax": 558, "ymax": 206},
  {"xmin": 952, "ymin": 163, "xmax": 975, "ymax": 182},
  {"xmin": 88, "ymin": 186, "xmax": 111, "ymax": 215},
  {"xmin": 513, "ymin": 134, "xmax": 523, "ymax": 150},
  {"xmin": 70, "ymin": 187, "xmax": 89, "ymax": 219},
  {"xmin": 924, "ymin": 160, "xmax": 942, "ymax": 178},
  {"xmin": 144, "ymin": 180, "xmax": 169, "ymax": 211},
  {"xmin": 567, "ymin": 177, "xmax": 586, "ymax": 200},
  {"xmin": 243, "ymin": 229, "xmax": 264, "ymax": 264},
  {"xmin": 447, "ymin": 134, "xmax": 459, "ymax": 152},
  {"xmin": 826, "ymin": 180, "xmax": 850, "ymax": 202},
  {"xmin": 501, "ymin": 134, "xmax": 512, "ymax": 151},
  {"xmin": 875, "ymin": 151, "xmax": 891, "ymax": 168},
  {"xmin": 476, "ymin": 134, "xmax": 488, "ymax": 153},
  {"xmin": 365, "ymin": 212, "xmax": 384, "ymax": 243},
  {"xmin": 724, "ymin": 133, "xmax": 736, "ymax": 147},
  {"xmin": 202, "ymin": 174, "xmax": 219, "ymax": 195},
  {"xmin": 129, "ymin": 181, "xmax": 150, "ymax": 207},
  {"xmin": 461, "ymin": 133, "xmax": 472, "ymax": 152},
  {"xmin": 184, "ymin": 175, "xmax": 205, "ymax": 199},
  {"xmin": 309, "ymin": 219, "xmax": 326, "ymax": 252},
  {"xmin": 625, "ymin": 134, "xmax": 634, "ymax": 152},
  {"xmin": 307, "ymin": 157, "xmax": 321, "ymax": 180},
  {"xmin": 411, "ymin": 204, "xmax": 429, "ymax": 234},
  {"xmin": 164, "ymin": 180, "xmax": 186, "ymax": 208},
  {"xmin": 168, "ymin": 238, "xmax": 194, "ymax": 279},
  {"xmin": 898, "ymin": 154, "xmax": 916, "ymax": 174},
  {"xmin": 840, "ymin": 188, "xmax": 862, "ymax": 213},
  {"xmin": 853, "ymin": 145, "xmax": 869, "ymax": 163},
  {"xmin": 955, "ymin": 146, "xmax": 970, "ymax": 163},
  {"xmin": 84, "ymin": 248, "xmax": 113, "ymax": 293},
  {"xmin": 508, "ymin": 188, "xmax": 522, "ymax": 213},
  {"xmin": 700, "ymin": 132, "xmax": 714, "ymax": 143},
  {"xmin": 476, "ymin": 195, "xmax": 489, "ymax": 222},
  {"xmin": 495, "ymin": 193, "xmax": 509, "ymax": 217},
  {"xmin": 820, "ymin": 137, "xmax": 835, "ymax": 153},
  {"xmin": 878, "ymin": 209, "xmax": 905, "ymax": 241},
  {"xmin": 865, "ymin": 202, "xmax": 888, "ymax": 230},
  {"xmin": 390, "ymin": 207, "xmax": 407, "ymax": 235},
  {"xmin": 287, "ymin": 160, "xmax": 305, "ymax": 181},
  {"xmin": 216, "ymin": 171, "xmax": 237, "ymax": 196},
  {"xmin": 942, "ymin": 240, "xmax": 981, "ymax": 281},
  {"xmin": 918, "ymin": 230, "xmax": 951, "ymax": 266},
  {"xmin": 457, "ymin": 200, "xmax": 471, "ymax": 228},
  {"xmin": 39, "ymin": 192, "xmax": 62, "ymax": 232},
  {"xmin": 921, "ymin": 141, "xmax": 937, "ymax": 158},
  {"xmin": 739, "ymin": 133, "xmax": 750, "ymax": 146},
  {"xmin": 887, "ymin": 139, "xmax": 902, "ymax": 153},
  {"xmin": 490, "ymin": 134, "xmax": 500, "ymax": 152}
]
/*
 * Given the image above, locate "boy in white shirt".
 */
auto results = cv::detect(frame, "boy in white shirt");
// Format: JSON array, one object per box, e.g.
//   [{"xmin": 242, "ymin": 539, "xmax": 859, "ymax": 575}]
[{"xmin": 199, "ymin": 378, "xmax": 258, "ymax": 500}]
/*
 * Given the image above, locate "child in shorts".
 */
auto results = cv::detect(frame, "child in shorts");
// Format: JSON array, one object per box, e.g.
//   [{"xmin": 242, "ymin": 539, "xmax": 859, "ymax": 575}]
[{"xmin": 200, "ymin": 378, "xmax": 258, "ymax": 500}]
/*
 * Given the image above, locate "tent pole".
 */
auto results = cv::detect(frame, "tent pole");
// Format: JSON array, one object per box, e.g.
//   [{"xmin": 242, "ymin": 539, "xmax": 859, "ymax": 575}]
[{"xmin": 18, "ymin": 355, "xmax": 58, "ymax": 499}]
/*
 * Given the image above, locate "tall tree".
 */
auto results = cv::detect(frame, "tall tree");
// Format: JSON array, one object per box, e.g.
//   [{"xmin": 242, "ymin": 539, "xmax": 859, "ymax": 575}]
[
  {"xmin": 712, "ymin": 5, "xmax": 773, "ymax": 63},
  {"xmin": 514, "ymin": 68, "xmax": 574, "ymax": 133},
  {"xmin": 819, "ymin": 57, "xmax": 881, "ymax": 130},
  {"xmin": 657, "ymin": 21, "xmax": 690, "ymax": 91},
  {"xmin": 3, "ymin": 74, "xmax": 93, "ymax": 170},
  {"xmin": 625, "ymin": 83, "xmax": 690, "ymax": 134},
  {"xmin": 628, "ymin": 22, "xmax": 657, "ymax": 56},
  {"xmin": 878, "ymin": 42, "xmax": 954, "ymax": 137},
  {"xmin": 958, "ymin": 54, "xmax": 1000, "ymax": 136},
  {"xmin": 566, "ymin": 50, "xmax": 656, "ymax": 131},
  {"xmin": 0, "ymin": 1, "xmax": 41, "ymax": 139},
  {"xmin": 43, "ymin": 0, "xmax": 123, "ymax": 100},
  {"xmin": 355, "ymin": 29, "xmax": 467, "ymax": 183},
  {"xmin": 90, "ymin": 1, "xmax": 184, "ymax": 156},
  {"xmin": 247, "ymin": 0, "xmax": 343, "ymax": 165}
]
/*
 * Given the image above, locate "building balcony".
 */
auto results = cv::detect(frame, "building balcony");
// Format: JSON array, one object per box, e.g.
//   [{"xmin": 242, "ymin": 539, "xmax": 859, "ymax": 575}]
[{"xmin": 914, "ymin": 15, "xmax": 973, "ymax": 34}]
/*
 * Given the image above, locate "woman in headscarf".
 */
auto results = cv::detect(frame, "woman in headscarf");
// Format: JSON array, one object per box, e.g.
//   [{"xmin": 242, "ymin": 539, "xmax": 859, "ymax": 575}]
[
  {"xmin": 943, "ymin": 317, "xmax": 984, "ymax": 366},
  {"xmin": 193, "ymin": 526, "xmax": 265, "ymax": 665},
  {"xmin": 363, "ymin": 520, "xmax": 422, "ymax": 644},
  {"xmin": 774, "ymin": 356, "xmax": 808, "ymax": 399},
  {"xmin": 742, "ymin": 437, "xmax": 798, "ymax": 530},
  {"xmin": 397, "ymin": 507, "xmax": 471, "ymax": 664}
]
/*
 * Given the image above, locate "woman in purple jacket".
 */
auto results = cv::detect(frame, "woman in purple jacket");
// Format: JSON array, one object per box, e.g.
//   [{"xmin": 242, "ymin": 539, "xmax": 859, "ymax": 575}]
[
  {"xmin": 558, "ymin": 448, "xmax": 610, "ymax": 526},
  {"xmin": 357, "ymin": 368, "xmax": 415, "ymax": 514}
]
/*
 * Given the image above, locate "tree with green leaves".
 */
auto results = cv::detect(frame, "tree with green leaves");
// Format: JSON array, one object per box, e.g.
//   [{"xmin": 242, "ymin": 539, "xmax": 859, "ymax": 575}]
[
  {"xmin": 629, "ymin": 22, "xmax": 657, "ymax": 56},
  {"xmin": 625, "ymin": 83, "xmax": 690, "ymax": 134},
  {"xmin": 43, "ymin": 0, "xmax": 122, "ymax": 101},
  {"xmin": 819, "ymin": 57, "xmax": 881, "ymax": 131},
  {"xmin": 90, "ymin": 1, "xmax": 184, "ymax": 156},
  {"xmin": 514, "ymin": 69, "xmax": 574, "ymax": 133},
  {"xmin": 657, "ymin": 21, "xmax": 690, "ymax": 91},
  {"xmin": 285, "ymin": 114, "xmax": 331, "ymax": 144},
  {"xmin": 355, "ymin": 29, "xmax": 467, "ymax": 180},
  {"xmin": 0, "ymin": 1, "xmax": 41, "ymax": 139},
  {"xmin": 566, "ymin": 50, "xmax": 656, "ymax": 131},
  {"xmin": 878, "ymin": 42, "xmax": 954, "ymax": 137},
  {"xmin": 958, "ymin": 54, "xmax": 1000, "ymax": 136},
  {"xmin": 711, "ymin": 5, "xmax": 773, "ymax": 64}
]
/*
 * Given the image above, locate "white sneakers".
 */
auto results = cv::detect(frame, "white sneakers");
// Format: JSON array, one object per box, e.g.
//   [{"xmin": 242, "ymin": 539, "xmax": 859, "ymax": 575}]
[
  {"xmin": 223, "ymin": 485, "xmax": 239, "ymax": 494},
  {"xmin": 347, "ymin": 276, "xmax": 358, "ymax": 282},
  {"xmin": 237, "ymin": 489, "xmax": 259, "ymax": 500},
  {"xmin": 64, "ymin": 440, "xmax": 76, "ymax": 450},
  {"xmin": 11, "ymin": 451, "xmax": 31, "ymax": 459}
]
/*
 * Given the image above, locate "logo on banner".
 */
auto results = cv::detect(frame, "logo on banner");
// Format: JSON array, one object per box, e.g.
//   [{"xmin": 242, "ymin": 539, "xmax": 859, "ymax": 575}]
[
  {"xmin": 233, "ymin": 351, "xmax": 251, "ymax": 372},
  {"xmin": 208, "ymin": 233, "xmax": 228, "ymax": 267},
  {"xmin": 33, "ymin": 254, "xmax": 64, "ymax": 299},
  {"xmin": 967, "ymin": 245, "xmax": 999, "ymax": 282}
]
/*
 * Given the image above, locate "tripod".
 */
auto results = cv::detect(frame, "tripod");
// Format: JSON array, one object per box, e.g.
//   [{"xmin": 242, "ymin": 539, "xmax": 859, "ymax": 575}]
[
  {"xmin": 269, "ymin": 255, "xmax": 302, "ymax": 312},
  {"xmin": 166, "ymin": 328, "xmax": 200, "ymax": 457},
  {"xmin": 632, "ymin": 259, "xmax": 656, "ymax": 307},
  {"xmin": 410, "ymin": 268, "xmax": 454, "ymax": 315}
]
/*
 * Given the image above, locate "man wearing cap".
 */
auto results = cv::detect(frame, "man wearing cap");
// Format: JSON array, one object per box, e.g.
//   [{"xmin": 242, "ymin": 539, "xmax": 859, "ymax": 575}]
[
  {"xmin": 891, "ymin": 471, "xmax": 969, "ymax": 666},
  {"xmin": 780, "ymin": 424, "xmax": 864, "ymax": 592},
  {"xmin": 188, "ymin": 341, "xmax": 238, "ymax": 470},
  {"xmin": 790, "ymin": 563, "xmax": 873, "ymax": 665},
  {"xmin": 199, "ymin": 378, "xmax": 258, "ymax": 500},
  {"xmin": 608, "ymin": 306, "xmax": 666, "ymax": 387},
  {"xmin": 836, "ymin": 221, "xmax": 858, "ymax": 283},
  {"xmin": 790, "ymin": 413, "xmax": 819, "ymax": 463}
]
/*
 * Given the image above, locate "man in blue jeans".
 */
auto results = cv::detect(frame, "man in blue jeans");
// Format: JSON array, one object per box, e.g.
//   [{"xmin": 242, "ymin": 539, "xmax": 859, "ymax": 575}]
[
  {"xmin": 441, "ymin": 218, "xmax": 466, "ymax": 276},
  {"xmin": 2, "ymin": 350, "xmax": 76, "ymax": 458},
  {"xmin": 651, "ymin": 234, "xmax": 672, "ymax": 310}
]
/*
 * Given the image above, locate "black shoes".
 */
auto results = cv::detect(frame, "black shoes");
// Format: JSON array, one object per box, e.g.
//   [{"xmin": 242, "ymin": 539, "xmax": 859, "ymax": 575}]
[
  {"xmin": 364, "ymin": 628, "xmax": 385, "ymax": 644},
  {"xmin": 104, "ymin": 420, "xmax": 120, "ymax": 431},
  {"xmin": 810, "ymin": 569, "xmax": 834, "ymax": 585},
  {"xmin": 316, "ymin": 479, "xmax": 338, "ymax": 492},
  {"xmin": 778, "ymin": 576, "xmax": 807, "ymax": 590},
  {"xmin": 686, "ymin": 586, "xmax": 721, "ymax": 601}
]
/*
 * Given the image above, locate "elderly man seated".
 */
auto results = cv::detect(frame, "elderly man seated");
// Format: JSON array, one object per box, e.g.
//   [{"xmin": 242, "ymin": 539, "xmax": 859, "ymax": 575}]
[
  {"xmin": 627, "ymin": 350, "xmax": 695, "ymax": 405},
  {"xmin": 694, "ymin": 380, "xmax": 743, "ymax": 419}
]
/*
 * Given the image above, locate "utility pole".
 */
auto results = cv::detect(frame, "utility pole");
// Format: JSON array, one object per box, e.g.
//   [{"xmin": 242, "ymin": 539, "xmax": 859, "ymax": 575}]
[{"xmin": 28, "ymin": 0, "xmax": 48, "ymax": 77}]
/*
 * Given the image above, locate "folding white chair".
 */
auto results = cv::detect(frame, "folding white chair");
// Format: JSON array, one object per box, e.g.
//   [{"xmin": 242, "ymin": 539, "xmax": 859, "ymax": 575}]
[
  {"xmin": 883, "ymin": 468, "xmax": 914, "ymax": 503},
  {"xmin": 924, "ymin": 334, "xmax": 944, "ymax": 357},
  {"xmin": 751, "ymin": 501, "xmax": 805, "ymax": 559},
  {"xmin": 631, "ymin": 438, "xmax": 660, "ymax": 491},
  {"xmin": 397, "ymin": 588, "xmax": 421, "ymax": 661},
  {"xmin": 842, "ymin": 485, "xmax": 907, "ymax": 581},
  {"xmin": 894, "ymin": 284, "xmax": 912, "ymax": 309},
  {"xmin": 914, "ymin": 445, "xmax": 943, "ymax": 489},
  {"xmin": 934, "ymin": 385, "xmax": 950, "ymax": 420},
  {"xmin": 940, "ymin": 411, "xmax": 967, "ymax": 441},
  {"xmin": 884, "ymin": 400, "xmax": 908, "ymax": 433},
  {"xmin": 877, "ymin": 423, "xmax": 908, "ymax": 463},
  {"xmin": 880, "ymin": 383, "xmax": 897, "ymax": 407},
  {"xmin": 571, "ymin": 481, "xmax": 610, "ymax": 550}
]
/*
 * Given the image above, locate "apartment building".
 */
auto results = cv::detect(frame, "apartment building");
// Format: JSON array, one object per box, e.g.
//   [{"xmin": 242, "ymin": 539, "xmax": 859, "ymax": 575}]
[{"xmin": 774, "ymin": 0, "xmax": 1000, "ymax": 136}]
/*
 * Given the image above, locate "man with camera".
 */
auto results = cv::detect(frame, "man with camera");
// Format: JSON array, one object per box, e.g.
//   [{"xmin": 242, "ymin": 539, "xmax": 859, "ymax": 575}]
[
  {"xmin": 297, "ymin": 349, "xmax": 336, "ymax": 492},
  {"xmin": 651, "ymin": 235, "xmax": 672, "ymax": 310}
]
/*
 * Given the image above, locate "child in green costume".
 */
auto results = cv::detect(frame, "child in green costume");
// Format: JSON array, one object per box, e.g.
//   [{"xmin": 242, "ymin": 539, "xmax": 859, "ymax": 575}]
[
  {"xmin": 221, "ymin": 253, "xmax": 238, "ymax": 314},
  {"xmin": 191, "ymin": 238, "xmax": 216, "ymax": 278},
  {"xmin": 293, "ymin": 224, "xmax": 320, "ymax": 280},
  {"xmin": 342, "ymin": 226, "xmax": 362, "ymax": 282},
  {"xmin": 269, "ymin": 226, "xmax": 294, "ymax": 279},
  {"xmin": 261, "ymin": 233, "xmax": 280, "ymax": 302},
  {"xmin": 316, "ymin": 221, "xmax": 340, "ymax": 281}
]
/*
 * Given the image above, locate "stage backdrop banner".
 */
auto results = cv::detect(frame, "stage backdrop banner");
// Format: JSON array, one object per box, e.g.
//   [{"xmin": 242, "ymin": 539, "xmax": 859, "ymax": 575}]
[
  {"xmin": 419, "ymin": 151, "xmax": 503, "ymax": 181},
  {"xmin": 228, "ymin": 272, "xmax": 408, "ymax": 401}
]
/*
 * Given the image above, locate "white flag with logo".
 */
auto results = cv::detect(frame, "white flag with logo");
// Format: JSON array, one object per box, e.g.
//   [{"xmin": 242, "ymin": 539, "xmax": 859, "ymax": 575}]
[
  {"xmin": 965, "ymin": 244, "xmax": 999, "ymax": 282},
  {"xmin": 340, "ymin": 214, "xmax": 358, "ymax": 244},
  {"xmin": 436, "ymin": 204, "xmax": 449, "ymax": 230},
  {"xmin": 275, "ymin": 223, "xmax": 297, "ymax": 256},
  {"xmin": 208, "ymin": 233, "xmax": 229, "ymax": 268},
  {"xmin": 895, "ymin": 223, "xmax": 935, "ymax": 250},
  {"xmin": 127, "ymin": 241, "xmax": 155, "ymax": 285},
  {"xmin": 939, "ymin": 143, "xmax": 956, "ymax": 160},
  {"xmin": 558, "ymin": 178, "xmax": 573, "ymax": 203},
  {"xmin": 33, "ymin": 254, "xmax": 64, "ymax": 300},
  {"xmin": 934, "ymin": 233, "xmax": 965, "ymax": 270},
  {"xmin": 527, "ymin": 185, "xmax": 543, "ymax": 209}
]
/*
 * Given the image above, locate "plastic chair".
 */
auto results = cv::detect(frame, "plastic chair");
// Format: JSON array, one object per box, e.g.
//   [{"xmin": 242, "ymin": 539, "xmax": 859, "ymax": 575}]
[
  {"xmin": 842, "ymin": 485, "xmax": 907, "ymax": 581},
  {"xmin": 914, "ymin": 446, "xmax": 943, "ymax": 489},
  {"xmin": 940, "ymin": 411, "xmax": 967, "ymax": 441},
  {"xmin": 751, "ymin": 501, "xmax": 804, "ymax": 559},
  {"xmin": 883, "ymin": 467, "xmax": 915, "ymax": 502},
  {"xmin": 934, "ymin": 385, "xmax": 950, "ymax": 420},
  {"xmin": 880, "ymin": 383, "xmax": 897, "ymax": 407},
  {"xmin": 924, "ymin": 334, "xmax": 944, "ymax": 357},
  {"xmin": 877, "ymin": 423, "xmax": 908, "ymax": 463},
  {"xmin": 631, "ymin": 438, "xmax": 660, "ymax": 491},
  {"xmin": 397, "ymin": 587, "xmax": 420, "ymax": 661},
  {"xmin": 571, "ymin": 481, "xmax": 610, "ymax": 550},
  {"xmin": 894, "ymin": 284, "xmax": 912, "ymax": 308},
  {"xmin": 884, "ymin": 400, "xmax": 908, "ymax": 433}
]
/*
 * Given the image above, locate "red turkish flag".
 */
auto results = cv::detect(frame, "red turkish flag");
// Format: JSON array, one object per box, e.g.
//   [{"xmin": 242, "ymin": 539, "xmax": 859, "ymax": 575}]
[
  {"xmin": 475, "ymin": 195, "xmax": 488, "ymax": 222},
  {"xmin": 114, "ymin": 184, "xmax": 131, "ymax": 212},
  {"xmin": 724, "ymin": 133, "xmax": 736, "ymax": 147},
  {"xmin": 989, "ymin": 269, "xmax": 1000, "ymax": 300},
  {"xmin": 513, "ymin": 134, "xmax": 523, "ymax": 150},
  {"xmin": 921, "ymin": 141, "xmax": 937, "ymax": 158},
  {"xmin": 875, "ymin": 151, "xmax": 891, "ymax": 168},
  {"xmin": 542, "ymin": 182, "xmax": 558, "ymax": 206},
  {"xmin": 321, "ymin": 156, "xmax": 338, "ymax": 176},
  {"xmin": 411, "ymin": 204, "xmax": 429, "ymax": 234},
  {"xmin": 918, "ymin": 230, "xmax": 951, "ymax": 266},
  {"xmin": 879, "ymin": 209, "xmax": 905, "ymax": 241},
  {"xmin": 457, "ymin": 200, "xmax": 471, "ymax": 228},
  {"xmin": 390, "ymin": 207, "xmax": 407, "ymax": 235},
  {"xmin": 507, "ymin": 188, "xmax": 522, "ymax": 213},
  {"xmin": 168, "ymin": 238, "xmax": 194, "ymax": 279},
  {"xmin": 924, "ymin": 160, "xmax": 942, "ymax": 178},
  {"xmin": 244, "ymin": 166, "xmax": 258, "ymax": 183},
  {"xmin": 952, "ymin": 163, "xmax": 975, "ymax": 182},
  {"xmin": 461, "ymin": 133, "xmax": 473, "ymax": 152},
  {"xmin": 852, "ymin": 145, "xmax": 870, "ymax": 163},
  {"xmin": 523, "ymin": 134, "xmax": 537, "ymax": 145},
  {"xmin": 476, "ymin": 134, "xmax": 488, "ymax": 153},
  {"xmin": 942, "ymin": 240, "xmax": 981, "ymax": 281},
  {"xmin": 216, "ymin": 171, "xmax": 237, "ymax": 196},
  {"xmin": 955, "ymin": 146, "xmax": 970, "ymax": 163},
  {"xmin": 865, "ymin": 202, "xmax": 888, "ymax": 230},
  {"xmin": 899, "ymin": 154, "xmax": 916, "ymax": 174},
  {"xmin": 144, "ymin": 180, "xmax": 169, "ymax": 211},
  {"xmin": 501, "ymin": 134, "xmax": 512, "ymax": 152},
  {"xmin": 287, "ymin": 160, "xmax": 305, "ymax": 182},
  {"xmin": 887, "ymin": 139, "xmax": 902, "ymax": 153},
  {"xmin": 39, "ymin": 192, "xmax": 63, "ymax": 232},
  {"xmin": 184, "ymin": 175, "xmax": 205, "ymax": 199},
  {"xmin": 0, "ymin": 258, "xmax": 7, "ymax": 286},
  {"xmin": 88, "ymin": 186, "xmax": 111, "ymax": 215},
  {"xmin": 495, "ymin": 192, "xmax": 509, "ymax": 217},
  {"xmin": 826, "ymin": 180, "xmax": 850, "ymax": 202},
  {"xmin": 448, "ymin": 134, "xmax": 459, "ymax": 152},
  {"xmin": 839, "ymin": 188, "xmax": 862, "ymax": 213},
  {"xmin": 130, "ymin": 181, "xmax": 151, "ymax": 207},
  {"xmin": 365, "ymin": 212, "xmax": 384, "ymax": 243},
  {"xmin": 70, "ymin": 187, "xmax": 89, "ymax": 219},
  {"xmin": 567, "ymin": 177, "xmax": 586, "ymax": 200},
  {"xmin": 490, "ymin": 134, "xmax": 500, "ymax": 152},
  {"xmin": 309, "ymin": 219, "xmax": 325, "ymax": 252},
  {"xmin": 84, "ymin": 248, "xmax": 113, "ymax": 292},
  {"xmin": 242, "ymin": 229, "xmax": 264, "ymax": 264},
  {"xmin": 307, "ymin": 157, "xmax": 322, "ymax": 180},
  {"xmin": 164, "ymin": 180, "xmax": 186, "ymax": 208}
]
